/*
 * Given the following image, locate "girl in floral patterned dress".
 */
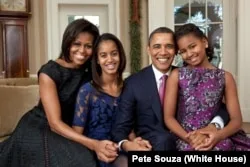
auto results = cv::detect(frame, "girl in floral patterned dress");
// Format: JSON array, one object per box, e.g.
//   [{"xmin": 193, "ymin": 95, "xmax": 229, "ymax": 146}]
[{"xmin": 164, "ymin": 23, "xmax": 250, "ymax": 151}]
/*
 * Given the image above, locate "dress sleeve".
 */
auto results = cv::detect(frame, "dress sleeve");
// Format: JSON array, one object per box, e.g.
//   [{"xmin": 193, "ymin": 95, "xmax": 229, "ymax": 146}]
[
  {"xmin": 37, "ymin": 61, "xmax": 60, "ymax": 85},
  {"xmin": 72, "ymin": 84, "xmax": 91, "ymax": 127}
]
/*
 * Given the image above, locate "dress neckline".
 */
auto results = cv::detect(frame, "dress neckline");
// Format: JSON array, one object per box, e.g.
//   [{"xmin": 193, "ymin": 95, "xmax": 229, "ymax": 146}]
[
  {"xmin": 184, "ymin": 66, "xmax": 219, "ymax": 71},
  {"xmin": 49, "ymin": 60, "xmax": 86, "ymax": 72},
  {"xmin": 88, "ymin": 82, "xmax": 120, "ymax": 99}
]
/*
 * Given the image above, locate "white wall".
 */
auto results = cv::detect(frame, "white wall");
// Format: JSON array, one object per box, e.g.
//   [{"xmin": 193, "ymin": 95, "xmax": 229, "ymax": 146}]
[
  {"xmin": 148, "ymin": 0, "xmax": 174, "ymax": 64},
  {"xmin": 45, "ymin": 0, "xmax": 120, "ymax": 61},
  {"xmin": 148, "ymin": 0, "xmax": 174, "ymax": 33},
  {"xmin": 238, "ymin": 0, "xmax": 250, "ymax": 122}
]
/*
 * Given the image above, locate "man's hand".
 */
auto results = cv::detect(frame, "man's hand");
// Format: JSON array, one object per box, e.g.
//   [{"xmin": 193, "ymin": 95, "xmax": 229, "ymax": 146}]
[
  {"xmin": 134, "ymin": 137, "xmax": 152, "ymax": 150},
  {"xmin": 94, "ymin": 140, "xmax": 118, "ymax": 163},
  {"xmin": 122, "ymin": 137, "xmax": 152, "ymax": 151}
]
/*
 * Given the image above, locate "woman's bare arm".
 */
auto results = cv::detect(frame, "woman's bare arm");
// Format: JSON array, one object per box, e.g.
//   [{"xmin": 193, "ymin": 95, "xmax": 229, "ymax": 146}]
[{"xmin": 39, "ymin": 73, "xmax": 97, "ymax": 150}]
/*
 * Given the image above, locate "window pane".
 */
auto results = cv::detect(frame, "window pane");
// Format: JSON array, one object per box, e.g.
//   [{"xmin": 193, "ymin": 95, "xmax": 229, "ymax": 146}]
[
  {"xmin": 174, "ymin": 0, "xmax": 224, "ymax": 68},
  {"xmin": 208, "ymin": 0, "xmax": 223, "ymax": 22},
  {"xmin": 83, "ymin": 16, "xmax": 100, "ymax": 28},
  {"xmin": 174, "ymin": 0, "xmax": 189, "ymax": 24},
  {"xmin": 190, "ymin": 0, "xmax": 206, "ymax": 24},
  {"xmin": 173, "ymin": 54, "xmax": 184, "ymax": 67},
  {"xmin": 207, "ymin": 23, "xmax": 223, "ymax": 68},
  {"xmin": 68, "ymin": 15, "xmax": 100, "ymax": 28}
]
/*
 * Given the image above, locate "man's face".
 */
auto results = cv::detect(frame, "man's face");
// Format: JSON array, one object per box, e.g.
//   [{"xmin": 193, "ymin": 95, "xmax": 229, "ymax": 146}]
[{"xmin": 147, "ymin": 33, "xmax": 176, "ymax": 73}]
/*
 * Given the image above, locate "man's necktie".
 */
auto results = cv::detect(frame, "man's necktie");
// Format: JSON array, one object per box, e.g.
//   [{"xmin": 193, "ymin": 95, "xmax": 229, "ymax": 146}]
[{"xmin": 159, "ymin": 75, "xmax": 168, "ymax": 106}]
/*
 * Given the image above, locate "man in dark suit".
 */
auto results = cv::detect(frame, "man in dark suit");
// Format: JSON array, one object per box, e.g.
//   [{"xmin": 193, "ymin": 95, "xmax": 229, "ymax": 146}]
[{"xmin": 111, "ymin": 27, "xmax": 229, "ymax": 152}]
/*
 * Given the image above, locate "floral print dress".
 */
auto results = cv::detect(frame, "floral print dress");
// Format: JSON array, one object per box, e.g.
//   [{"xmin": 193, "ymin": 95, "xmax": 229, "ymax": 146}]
[{"xmin": 176, "ymin": 67, "xmax": 250, "ymax": 151}]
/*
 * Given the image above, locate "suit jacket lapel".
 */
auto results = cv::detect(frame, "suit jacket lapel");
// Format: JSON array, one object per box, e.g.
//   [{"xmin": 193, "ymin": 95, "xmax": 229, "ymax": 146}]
[{"xmin": 143, "ymin": 66, "xmax": 162, "ymax": 122}]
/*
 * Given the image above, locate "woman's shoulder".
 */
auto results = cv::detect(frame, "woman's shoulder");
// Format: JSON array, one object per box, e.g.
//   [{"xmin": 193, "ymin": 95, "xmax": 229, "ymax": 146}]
[
  {"xmin": 39, "ymin": 60, "xmax": 58, "ymax": 71},
  {"xmin": 39, "ymin": 59, "xmax": 88, "ymax": 73},
  {"xmin": 37, "ymin": 60, "xmax": 62, "ymax": 82}
]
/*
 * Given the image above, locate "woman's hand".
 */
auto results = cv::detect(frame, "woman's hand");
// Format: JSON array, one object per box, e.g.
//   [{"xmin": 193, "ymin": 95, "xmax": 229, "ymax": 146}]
[{"xmin": 93, "ymin": 140, "xmax": 118, "ymax": 163}]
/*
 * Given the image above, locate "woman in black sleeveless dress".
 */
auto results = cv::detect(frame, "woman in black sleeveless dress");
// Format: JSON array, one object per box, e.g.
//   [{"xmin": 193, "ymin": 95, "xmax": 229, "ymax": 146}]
[{"xmin": 0, "ymin": 18, "xmax": 99, "ymax": 167}]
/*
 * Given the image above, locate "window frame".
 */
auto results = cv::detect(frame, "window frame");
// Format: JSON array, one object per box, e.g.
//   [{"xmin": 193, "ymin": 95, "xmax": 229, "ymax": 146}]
[{"xmin": 148, "ymin": 0, "xmax": 237, "ymax": 77}]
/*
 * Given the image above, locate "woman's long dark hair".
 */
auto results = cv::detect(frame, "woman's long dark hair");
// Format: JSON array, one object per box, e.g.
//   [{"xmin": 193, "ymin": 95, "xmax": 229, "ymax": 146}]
[
  {"xmin": 175, "ymin": 23, "xmax": 214, "ymax": 61},
  {"xmin": 92, "ymin": 33, "xmax": 126, "ymax": 92}
]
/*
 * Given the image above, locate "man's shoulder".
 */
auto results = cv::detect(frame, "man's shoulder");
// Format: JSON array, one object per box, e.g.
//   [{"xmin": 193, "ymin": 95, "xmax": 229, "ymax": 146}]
[{"xmin": 125, "ymin": 66, "xmax": 152, "ymax": 83}]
